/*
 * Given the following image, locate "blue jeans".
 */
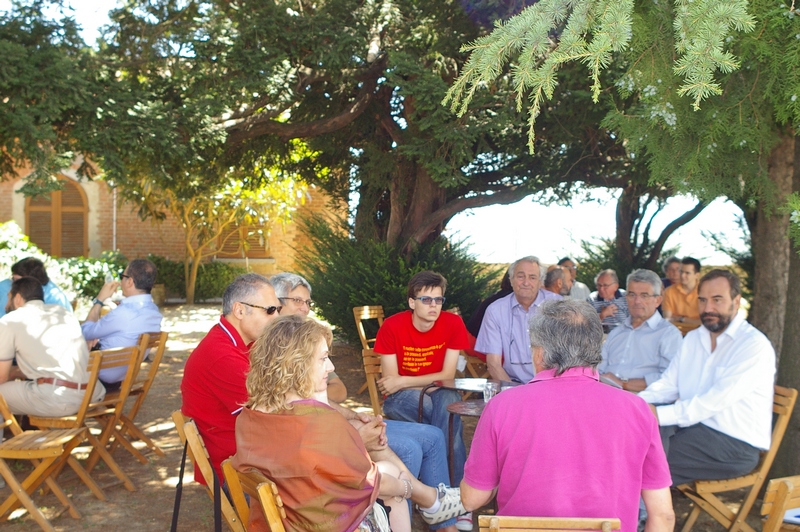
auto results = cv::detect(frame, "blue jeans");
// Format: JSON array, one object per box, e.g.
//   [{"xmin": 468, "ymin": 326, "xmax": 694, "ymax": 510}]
[
  {"xmin": 386, "ymin": 420, "xmax": 455, "ymax": 530},
  {"xmin": 383, "ymin": 388, "xmax": 465, "ymax": 485}
]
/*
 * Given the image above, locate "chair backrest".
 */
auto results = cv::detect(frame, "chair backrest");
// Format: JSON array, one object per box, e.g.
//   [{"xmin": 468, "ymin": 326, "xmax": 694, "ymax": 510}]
[
  {"xmin": 362, "ymin": 348, "xmax": 384, "ymax": 416},
  {"xmin": 84, "ymin": 345, "xmax": 143, "ymax": 433},
  {"xmin": 222, "ymin": 459, "xmax": 287, "ymax": 532},
  {"xmin": 128, "ymin": 331, "xmax": 168, "ymax": 406},
  {"xmin": 171, "ymin": 410, "xmax": 245, "ymax": 532},
  {"xmin": 479, "ymin": 516, "xmax": 621, "ymax": 532},
  {"xmin": 67, "ymin": 349, "xmax": 105, "ymax": 425},
  {"xmin": 353, "ymin": 306, "xmax": 384, "ymax": 350},
  {"xmin": 97, "ymin": 344, "xmax": 141, "ymax": 396},
  {"xmin": 757, "ymin": 386, "xmax": 798, "ymax": 481},
  {"xmin": 762, "ymin": 475, "xmax": 800, "ymax": 532},
  {"xmin": 0, "ymin": 395, "xmax": 23, "ymax": 437}
]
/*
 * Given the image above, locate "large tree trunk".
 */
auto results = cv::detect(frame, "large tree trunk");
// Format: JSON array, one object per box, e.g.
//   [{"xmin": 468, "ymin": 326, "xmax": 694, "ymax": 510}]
[
  {"xmin": 771, "ymin": 135, "xmax": 800, "ymax": 479},
  {"xmin": 749, "ymin": 135, "xmax": 794, "ymax": 356}
]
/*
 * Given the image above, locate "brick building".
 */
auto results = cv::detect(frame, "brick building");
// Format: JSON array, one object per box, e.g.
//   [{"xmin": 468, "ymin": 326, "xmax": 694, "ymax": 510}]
[{"xmin": 0, "ymin": 160, "xmax": 339, "ymax": 276}]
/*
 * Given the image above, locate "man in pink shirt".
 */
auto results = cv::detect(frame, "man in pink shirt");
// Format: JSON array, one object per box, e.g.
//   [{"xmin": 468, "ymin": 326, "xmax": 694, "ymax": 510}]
[{"xmin": 461, "ymin": 299, "xmax": 675, "ymax": 532}]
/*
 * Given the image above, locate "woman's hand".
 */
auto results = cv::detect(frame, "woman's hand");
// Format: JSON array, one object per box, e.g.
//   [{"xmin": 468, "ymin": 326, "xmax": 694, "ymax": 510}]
[{"xmin": 351, "ymin": 415, "xmax": 388, "ymax": 451}]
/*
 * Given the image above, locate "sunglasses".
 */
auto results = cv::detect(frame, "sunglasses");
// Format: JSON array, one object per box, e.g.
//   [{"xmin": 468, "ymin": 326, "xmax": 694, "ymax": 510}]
[{"xmin": 239, "ymin": 301, "xmax": 282, "ymax": 315}]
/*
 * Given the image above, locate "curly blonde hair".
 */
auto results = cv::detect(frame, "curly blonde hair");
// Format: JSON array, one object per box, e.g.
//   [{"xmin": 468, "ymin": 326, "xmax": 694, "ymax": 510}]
[{"xmin": 245, "ymin": 315, "xmax": 333, "ymax": 413}]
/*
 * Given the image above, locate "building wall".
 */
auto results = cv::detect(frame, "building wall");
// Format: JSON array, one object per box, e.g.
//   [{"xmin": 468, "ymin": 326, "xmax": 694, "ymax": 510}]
[{"xmin": 1, "ymin": 164, "xmax": 342, "ymax": 274}]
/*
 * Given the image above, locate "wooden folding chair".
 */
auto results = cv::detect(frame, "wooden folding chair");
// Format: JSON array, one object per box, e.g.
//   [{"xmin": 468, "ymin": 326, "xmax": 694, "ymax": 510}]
[
  {"xmin": 354, "ymin": 305, "xmax": 384, "ymax": 394},
  {"xmin": 0, "ymin": 358, "xmax": 108, "ymax": 530},
  {"xmin": 109, "ymin": 331, "xmax": 169, "ymax": 462},
  {"xmin": 28, "ymin": 346, "xmax": 139, "ymax": 495},
  {"xmin": 222, "ymin": 459, "xmax": 286, "ymax": 532},
  {"xmin": 171, "ymin": 410, "xmax": 245, "ymax": 532},
  {"xmin": 678, "ymin": 385, "xmax": 798, "ymax": 532},
  {"xmin": 362, "ymin": 348, "xmax": 384, "ymax": 416},
  {"xmin": 761, "ymin": 475, "xmax": 800, "ymax": 532},
  {"xmin": 478, "ymin": 515, "xmax": 621, "ymax": 532}
]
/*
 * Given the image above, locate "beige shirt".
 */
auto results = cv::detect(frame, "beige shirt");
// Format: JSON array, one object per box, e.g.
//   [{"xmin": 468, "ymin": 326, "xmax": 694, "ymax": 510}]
[{"xmin": 0, "ymin": 300, "xmax": 92, "ymax": 383}]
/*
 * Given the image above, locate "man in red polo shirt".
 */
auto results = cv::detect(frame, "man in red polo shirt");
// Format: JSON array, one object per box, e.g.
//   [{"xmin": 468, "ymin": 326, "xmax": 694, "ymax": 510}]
[{"xmin": 181, "ymin": 273, "xmax": 281, "ymax": 483}]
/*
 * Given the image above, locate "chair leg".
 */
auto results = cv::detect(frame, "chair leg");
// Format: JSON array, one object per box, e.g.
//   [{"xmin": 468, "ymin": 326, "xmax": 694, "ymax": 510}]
[
  {"xmin": 728, "ymin": 481, "xmax": 765, "ymax": 532},
  {"xmin": 85, "ymin": 432, "xmax": 136, "ymax": 491},
  {"xmin": 357, "ymin": 381, "xmax": 368, "ymax": 395},
  {"xmin": 43, "ymin": 476, "xmax": 81, "ymax": 519},
  {"xmin": 0, "ymin": 459, "xmax": 56, "ymax": 532},
  {"xmin": 112, "ymin": 427, "xmax": 150, "ymax": 464},
  {"xmin": 117, "ymin": 415, "xmax": 167, "ymax": 457},
  {"xmin": 684, "ymin": 490, "xmax": 736, "ymax": 530},
  {"xmin": 0, "ymin": 458, "xmax": 60, "ymax": 527},
  {"xmin": 680, "ymin": 505, "xmax": 702, "ymax": 532},
  {"xmin": 67, "ymin": 456, "xmax": 107, "ymax": 501},
  {"xmin": 85, "ymin": 415, "xmax": 118, "ymax": 472}
]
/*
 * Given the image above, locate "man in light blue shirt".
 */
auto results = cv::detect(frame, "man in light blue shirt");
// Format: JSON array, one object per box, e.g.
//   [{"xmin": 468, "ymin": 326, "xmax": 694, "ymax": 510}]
[
  {"xmin": 474, "ymin": 256, "xmax": 561, "ymax": 383},
  {"xmin": 82, "ymin": 258, "xmax": 162, "ymax": 388},
  {"xmin": 0, "ymin": 257, "xmax": 72, "ymax": 317},
  {"xmin": 599, "ymin": 269, "xmax": 682, "ymax": 392}
]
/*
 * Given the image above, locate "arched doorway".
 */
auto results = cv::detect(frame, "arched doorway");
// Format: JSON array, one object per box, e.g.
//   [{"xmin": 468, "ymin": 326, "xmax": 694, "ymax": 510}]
[{"xmin": 25, "ymin": 177, "xmax": 88, "ymax": 257}]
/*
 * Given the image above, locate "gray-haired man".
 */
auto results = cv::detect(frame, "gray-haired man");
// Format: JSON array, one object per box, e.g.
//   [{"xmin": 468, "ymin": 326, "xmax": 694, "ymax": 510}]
[
  {"xmin": 589, "ymin": 269, "xmax": 629, "ymax": 333},
  {"xmin": 599, "ymin": 269, "xmax": 683, "ymax": 393},
  {"xmin": 475, "ymin": 256, "xmax": 561, "ymax": 383}
]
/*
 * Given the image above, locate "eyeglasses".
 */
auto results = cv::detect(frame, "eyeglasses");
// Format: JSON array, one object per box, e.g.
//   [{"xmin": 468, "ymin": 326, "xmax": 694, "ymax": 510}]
[
  {"xmin": 239, "ymin": 302, "xmax": 282, "ymax": 315},
  {"xmin": 279, "ymin": 297, "xmax": 314, "ymax": 309},
  {"xmin": 120, "ymin": 273, "xmax": 131, "ymax": 280},
  {"xmin": 416, "ymin": 296, "xmax": 446, "ymax": 306},
  {"xmin": 625, "ymin": 292, "xmax": 656, "ymax": 301},
  {"xmin": 596, "ymin": 283, "xmax": 617, "ymax": 289}
]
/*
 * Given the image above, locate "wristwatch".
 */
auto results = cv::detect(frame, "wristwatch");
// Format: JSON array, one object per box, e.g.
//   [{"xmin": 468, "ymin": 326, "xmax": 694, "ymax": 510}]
[
  {"xmin": 620, "ymin": 376, "xmax": 629, "ymax": 391},
  {"xmin": 92, "ymin": 298, "xmax": 105, "ymax": 307}
]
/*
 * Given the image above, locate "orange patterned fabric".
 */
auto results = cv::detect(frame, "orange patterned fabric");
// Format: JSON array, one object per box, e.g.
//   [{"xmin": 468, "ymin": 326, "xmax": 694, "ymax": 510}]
[{"xmin": 232, "ymin": 400, "xmax": 380, "ymax": 532}]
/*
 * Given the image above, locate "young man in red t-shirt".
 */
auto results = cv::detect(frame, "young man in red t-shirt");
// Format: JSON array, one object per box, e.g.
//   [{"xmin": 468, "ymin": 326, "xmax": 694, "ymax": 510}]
[{"xmin": 375, "ymin": 271, "xmax": 471, "ymax": 528}]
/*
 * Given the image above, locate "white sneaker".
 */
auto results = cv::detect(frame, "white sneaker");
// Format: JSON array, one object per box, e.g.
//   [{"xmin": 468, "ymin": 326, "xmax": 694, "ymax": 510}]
[
  {"xmin": 419, "ymin": 483, "xmax": 467, "ymax": 525},
  {"xmin": 456, "ymin": 511, "xmax": 473, "ymax": 531}
]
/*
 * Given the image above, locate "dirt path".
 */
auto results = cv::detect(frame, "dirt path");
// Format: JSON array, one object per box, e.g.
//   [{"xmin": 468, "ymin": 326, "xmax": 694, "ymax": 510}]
[{"xmin": 3, "ymin": 304, "xmax": 758, "ymax": 531}]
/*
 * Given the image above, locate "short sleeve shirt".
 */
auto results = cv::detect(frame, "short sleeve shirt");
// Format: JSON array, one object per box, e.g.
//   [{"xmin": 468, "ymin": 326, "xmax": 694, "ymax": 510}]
[
  {"xmin": 181, "ymin": 316, "xmax": 250, "ymax": 484},
  {"xmin": 374, "ymin": 310, "xmax": 469, "ymax": 376},
  {"xmin": 662, "ymin": 284, "xmax": 700, "ymax": 335},
  {"xmin": 0, "ymin": 301, "xmax": 91, "ymax": 383},
  {"xmin": 464, "ymin": 367, "xmax": 671, "ymax": 532}
]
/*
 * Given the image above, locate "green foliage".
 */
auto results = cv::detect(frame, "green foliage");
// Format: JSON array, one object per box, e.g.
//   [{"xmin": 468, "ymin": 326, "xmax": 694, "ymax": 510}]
[
  {"xmin": 58, "ymin": 251, "xmax": 128, "ymax": 300},
  {"xmin": 575, "ymin": 237, "xmax": 679, "ymax": 288},
  {"xmin": 296, "ymin": 215, "xmax": 501, "ymax": 344},
  {"xmin": 787, "ymin": 193, "xmax": 800, "ymax": 256},
  {"xmin": 0, "ymin": 220, "xmax": 125, "ymax": 303},
  {"xmin": 703, "ymin": 216, "xmax": 754, "ymax": 302},
  {"xmin": 146, "ymin": 255, "xmax": 246, "ymax": 302},
  {"xmin": 146, "ymin": 254, "xmax": 185, "ymax": 297},
  {"xmin": 445, "ymin": 0, "xmax": 755, "ymax": 152},
  {"xmin": 0, "ymin": 2, "xmax": 96, "ymax": 189},
  {"xmin": 193, "ymin": 261, "xmax": 248, "ymax": 302}
]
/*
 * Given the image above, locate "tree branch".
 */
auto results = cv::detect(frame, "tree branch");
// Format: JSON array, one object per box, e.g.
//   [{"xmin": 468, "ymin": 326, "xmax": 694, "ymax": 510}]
[
  {"xmin": 646, "ymin": 200, "xmax": 709, "ymax": 268},
  {"xmin": 223, "ymin": 55, "xmax": 387, "ymax": 145},
  {"xmin": 409, "ymin": 186, "xmax": 533, "ymax": 244}
]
